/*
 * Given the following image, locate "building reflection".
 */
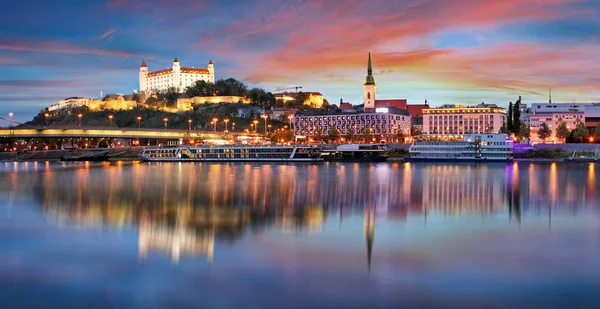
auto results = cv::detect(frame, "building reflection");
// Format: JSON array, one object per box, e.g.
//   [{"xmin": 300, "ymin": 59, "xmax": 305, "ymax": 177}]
[{"xmin": 11, "ymin": 161, "xmax": 596, "ymax": 264}]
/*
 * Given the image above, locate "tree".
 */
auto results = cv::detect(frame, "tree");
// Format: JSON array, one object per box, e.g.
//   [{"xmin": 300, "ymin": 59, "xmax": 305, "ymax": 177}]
[
  {"xmin": 507, "ymin": 102, "xmax": 513, "ymax": 132},
  {"xmin": 555, "ymin": 122, "xmax": 569, "ymax": 142},
  {"xmin": 346, "ymin": 128, "xmax": 355, "ymax": 142},
  {"xmin": 513, "ymin": 96, "xmax": 521, "ymax": 134},
  {"xmin": 215, "ymin": 78, "xmax": 248, "ymax": 96},
  {"xmin": 395, "ymin": 131, "xmax": 407, "ymax": 143},
  {"xmin": 327, "ymin": 126, "xmax": 340, "ymax": 143},
  {"xmin": 537, "ymin": 122, "xmax": 551, "ymax": 143},
  {"xmin": 314, "ymin": 128, "xmax": 323, "ymax": 143},
  {"xmin": 518, "ymin": 122, "xmax": 530, "ymax": 140},
  {"xmin": 500, "ymin": 120, "xmax": 510, "ymax": 134},
  {"xmin": 185, "ymin": 80, "xmax": 217, "ymax": 97},
  {"xmin": 593, "ymin": 122, "xmax": 600, "ymax": 142},
  {"xmin": 571, "ymin": 121, "xmax": 589, "ymax": 143}
]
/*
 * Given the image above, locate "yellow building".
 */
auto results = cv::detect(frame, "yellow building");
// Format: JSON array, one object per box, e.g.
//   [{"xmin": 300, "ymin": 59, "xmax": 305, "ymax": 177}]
[
  {"xmin": 176, "ymin": 94, "xmax": 250, "ymax": 112},
  {"xmin": 273, "ymin": 91, "xmax": 324, "ymax": 108}
]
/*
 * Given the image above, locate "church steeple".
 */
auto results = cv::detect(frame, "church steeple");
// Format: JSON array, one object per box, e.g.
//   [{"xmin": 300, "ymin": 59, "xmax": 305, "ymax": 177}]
[{"xmin": 364, "ymin": 52, "xmax": 375, "ymax": 86}]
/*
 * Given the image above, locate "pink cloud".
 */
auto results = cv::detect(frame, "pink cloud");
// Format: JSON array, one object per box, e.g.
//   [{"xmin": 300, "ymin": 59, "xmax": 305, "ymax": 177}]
[
  {"xmin": 0, "ymin": 38, "xmax": 135, "ymax": 57},
  {"xmin": 96, "ymin": 28, "xmax": 116, "ymax": 41}
]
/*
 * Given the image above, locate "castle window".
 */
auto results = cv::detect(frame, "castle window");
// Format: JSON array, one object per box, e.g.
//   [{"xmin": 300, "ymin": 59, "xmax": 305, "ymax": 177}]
[{"xmin": 368, "ymin": 92, "xmax": 371, "ymax": 99}]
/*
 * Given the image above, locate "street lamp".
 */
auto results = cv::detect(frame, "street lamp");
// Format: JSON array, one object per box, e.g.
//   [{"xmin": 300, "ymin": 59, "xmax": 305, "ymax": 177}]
[
  {"xmin": 44, "ymin": 113, "xmax": 49, "ymax": 126},
  {"xmin": 137, "ymin": 116, "xmax": 142, "ymax": 128},
  {"xmin": 212, "ymin": 117, "xmax": 218, "ymax": 132},
  {"xmin": 262, "ymin": 114, "xmax": 268, "ymax": 135},
  {"xmin": 253, "ymin": 120, "xmax": 259, "ymax": 133},
  {"xmin": 78, "ymin": 113, "xmax": 83, "ymax": 127},
  {"xmin": 232, "ymin": 122, "xmax": 235, "ymax": 132},
  {"xmin": 164, "ymin": 117, "xmax": 168, "ymax": 129},
  {"xmin": 108, "ymin": 115, "xmax": 113, "ymax": 127},
  {"xmin": 288, "ymin": 115, "xmax": 293, "ymax": 130},
  {"xmin": 267, "ymin": 124, "xmax": 272, "ymax": 133},
  {"xmin": 188, "ymin": 119, "xmax": 192, "ymax": 130},
  {"xmin": 224, "ymin": 118, "xmax": 229, "ymax": 132}
]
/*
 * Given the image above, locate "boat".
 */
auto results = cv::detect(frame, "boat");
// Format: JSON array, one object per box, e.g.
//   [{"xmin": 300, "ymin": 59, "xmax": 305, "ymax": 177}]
[
  {"xmin": 139, "ymin": 145, "xmax": 323, "ymax": 162},
  {"xmin": 60, "ymin": 149, "xmax": 111, "ymax": 162},
  {"xmin": 405, "ymin": 134, "xmax": 513, "ymax": 162},
  {"xmin": 321, "ymin": 143, "xmax": 389, "ymax": 162}
]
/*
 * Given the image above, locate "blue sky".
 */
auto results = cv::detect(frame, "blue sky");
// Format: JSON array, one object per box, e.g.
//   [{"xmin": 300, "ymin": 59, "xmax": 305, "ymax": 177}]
[{"xmin": 1, "ymin": 0, "xmax": 600, "ymax": 122}]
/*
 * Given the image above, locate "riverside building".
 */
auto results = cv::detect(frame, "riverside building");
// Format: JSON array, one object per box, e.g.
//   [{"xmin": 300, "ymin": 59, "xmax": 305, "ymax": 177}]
[
  {"xmin": 422, "ymin": 104, "xmax": 507, "ymax": 134},
  {"xmin": 139, "ymin": 58, "xmax": 215, "ymax": 93},
  {"xmin": 293, "ymin": 107, "xmax": 411, "ymax": 140}
]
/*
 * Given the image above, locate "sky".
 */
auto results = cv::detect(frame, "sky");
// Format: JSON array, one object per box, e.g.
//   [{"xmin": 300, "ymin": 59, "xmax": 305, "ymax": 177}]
[{"xmin": 1, "ymin": 0, "xmax": 599, "ymax": 122}]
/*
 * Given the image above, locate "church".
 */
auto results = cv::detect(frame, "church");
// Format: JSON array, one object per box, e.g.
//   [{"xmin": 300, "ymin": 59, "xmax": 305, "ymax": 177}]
[{"xmin": 139, "ymin": 58, "xmax": 215, "ymax": 93}]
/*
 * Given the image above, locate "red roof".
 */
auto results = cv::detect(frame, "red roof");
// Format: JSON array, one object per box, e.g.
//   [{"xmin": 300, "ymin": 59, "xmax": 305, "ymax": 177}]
[
  {"xmin": 375, "ymin": 99, "xmax": 407, "ymax": 110},
  {"xmin": 208, "ymin": 60, "xmax": 213, "ymax": 65},
  {"xmin": 178, "ymin": 93, "xmax": 190, "ymax": 99},
  {"xmin": 340, "ymin": 102, "xmax": 354, "ymax": 110},
  {"xmin": 406, "ymin": 104, "xmax": 430, "ymax": 116},
  {"xmin": 181, "ymin": 67, "xmax": 209, "ymax": 74},
  {"xmin": 140, "ymin": 60, "xmax": 147, "ymax": 67},
  {"xmin": 173, "ymin": 57, "xmax": 179, "ymax": 63},
  {"xmin": 147, "ymin": 68, "xmax": 173, "ymax": 77}
]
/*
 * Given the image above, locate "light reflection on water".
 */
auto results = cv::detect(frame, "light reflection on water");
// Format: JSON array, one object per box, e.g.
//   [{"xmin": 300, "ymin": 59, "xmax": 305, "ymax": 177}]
[{"xmin": 1, "ymin": 161, "xmax": 600, "ymax": 308}]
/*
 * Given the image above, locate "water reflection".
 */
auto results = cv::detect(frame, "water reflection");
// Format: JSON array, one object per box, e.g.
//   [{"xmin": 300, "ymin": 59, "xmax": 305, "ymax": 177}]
[{"xmin": 1, "ymin": 161, "xmax": 598, "ymax": 265}]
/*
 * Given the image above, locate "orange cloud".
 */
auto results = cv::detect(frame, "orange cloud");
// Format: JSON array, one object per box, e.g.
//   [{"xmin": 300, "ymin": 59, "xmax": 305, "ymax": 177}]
[
  {"xmin": 0, "ymin": 38, "xmax": 135, "ymax": 57},
  {"xmin": 96, "ymin": 28, "xmax": 116, "ymax": 41}
]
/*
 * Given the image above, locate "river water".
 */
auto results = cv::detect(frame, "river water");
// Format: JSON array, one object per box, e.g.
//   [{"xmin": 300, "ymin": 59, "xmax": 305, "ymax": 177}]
[{"xmin": 1, "ymin": 161, "xmax": 599, "ymax": 308}]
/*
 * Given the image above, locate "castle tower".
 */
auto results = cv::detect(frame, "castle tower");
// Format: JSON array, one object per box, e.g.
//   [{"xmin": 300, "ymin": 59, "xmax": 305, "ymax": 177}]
[
  {"xmin": 139, "ymin": 60, "xmax": 148, "ymax": 92},
  {"xmin": 173, "ymin": 57, "xmax": 181, "ymax": 91},
  {"xmin": 363, "ymin": 53, "xmax": 376, "ymax": 112},
  {"xmin": 208, "ymin": 60, "xmax": 215, "ymax": 83}
]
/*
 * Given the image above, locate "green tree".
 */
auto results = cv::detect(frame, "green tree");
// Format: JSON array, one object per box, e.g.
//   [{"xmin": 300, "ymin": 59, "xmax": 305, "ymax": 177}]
[
  {"xmin": 500, "ymin": 120, "xmax": 510, "ymax": 134},
  {"xmin": 327, "ymin": 126, "xmax": 340, "ymax": 143},
  {"xmin": 518, "ymin": 122, "xmax": 530, "ymax": 140},
  {"xmin": 346, "ymin": 128, "xmax": 355, "ymax": 142},
  {"xmin": 593, "ymin": 122, "xmax": 600, "ymax": 142},
  {"xmin": 185, "ymin": 80, "xmax": 217, "ymax": 97},
  {"xmin": 395, "ymin": 131, "xmax": 407, "ymax": 143},
  {"xmin": 537, "ymin": 122, "xmax": 551, "ymax": 143},
  {"xmin": 314, "ymin": 128, "xmax": 324, "ymax": 143},
  {"xmin": 571, "ymin": 121, "xmax": 589, "ymax": 143},
  {"xmin": 507, "ymin": 102, "xmax": 513, "ymax": 132},
  {"xmin": 513, "ymin": 96, "xmax": 521, "ymax": 134},
  {"xmin": 215, "ymin": 78, "xmax": 248, "ymax": 96},
  {"xmin": 555, "ymin": 122, "xmax": 569, "ymax": 142}
]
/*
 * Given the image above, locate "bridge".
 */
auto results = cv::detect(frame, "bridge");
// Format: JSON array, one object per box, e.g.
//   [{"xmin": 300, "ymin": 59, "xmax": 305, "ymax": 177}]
[{"xmin": 0, "ymin": 126, "xmax": 260, "ymax": 140}]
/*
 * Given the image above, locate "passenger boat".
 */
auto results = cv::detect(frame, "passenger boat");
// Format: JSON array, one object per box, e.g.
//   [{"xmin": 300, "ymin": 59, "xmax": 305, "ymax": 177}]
[
  {"xmin": 321, "ymin": 143, "xmax": 388, "ymax": 162},
  {"xmin": 405, "ymin": 134, "xmax": 513, "ymax": 162},
  {"xmin": 139, "ymin": 145, "xmax": 323, "ymax": 162}
]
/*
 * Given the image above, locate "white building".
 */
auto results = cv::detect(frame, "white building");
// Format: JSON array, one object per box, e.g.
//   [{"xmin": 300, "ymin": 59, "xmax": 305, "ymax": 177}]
[
  {"xmin": 528, "ymin": 102, "xmax": 595, "ymax": 143},
  {"xmin": 139, "ymin": 58, "xmax": 214, "ymax": 93},
  {"xmin": 422, "ymin": 104, "xmax": 507, "ymax": 134},
  {"xmin": 293, "ymin": 107, "xmax": 411, "ymax": 139},
  {"xmin": 48, "ymin": 97, "xmax": 90, "ymax": 112}
]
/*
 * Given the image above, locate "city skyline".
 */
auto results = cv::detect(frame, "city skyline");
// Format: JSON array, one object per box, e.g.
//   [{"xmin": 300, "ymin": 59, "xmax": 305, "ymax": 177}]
[{"xmin": 1, "ymin": 0, "xmax": 600, "ymax": 122}]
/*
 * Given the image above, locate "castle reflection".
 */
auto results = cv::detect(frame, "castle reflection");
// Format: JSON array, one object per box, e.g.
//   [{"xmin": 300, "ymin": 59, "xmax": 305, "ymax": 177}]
[{"xmin": 4, "ymin": 161, "xmax": 596, "ymax": 264}]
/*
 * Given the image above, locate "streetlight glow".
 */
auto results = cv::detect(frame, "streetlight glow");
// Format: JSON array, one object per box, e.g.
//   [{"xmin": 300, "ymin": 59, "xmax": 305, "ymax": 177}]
[{"xmin": 137, "ymin": 116, "xmax": 142, "ymax": 128}]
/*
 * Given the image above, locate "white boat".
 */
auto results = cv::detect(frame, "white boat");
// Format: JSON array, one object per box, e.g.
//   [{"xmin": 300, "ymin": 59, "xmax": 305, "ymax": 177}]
[
  {"xmin": 406, "ymin": 134, "xmax": 513, "ymax": 162},
  {"xmin": 321, "ymin": 143, "xmax": 389, "ymax": 162},
  {"xmin": 139, "ymin": 145, "xmax": 323, "ymax": 162}
]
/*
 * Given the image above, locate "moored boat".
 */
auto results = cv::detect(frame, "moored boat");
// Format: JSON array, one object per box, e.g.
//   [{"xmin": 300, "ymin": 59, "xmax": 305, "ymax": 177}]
[
  {"xmin": 139, "ymin": 145, "xmax": 323, "ymax": 162},
  {"xmin": 321, "ymin": 143, "xmax": 388, "ymax": 162},
  {"xmin": 405, "ymin": 134, "xmax": 513, "ymax": 162}
]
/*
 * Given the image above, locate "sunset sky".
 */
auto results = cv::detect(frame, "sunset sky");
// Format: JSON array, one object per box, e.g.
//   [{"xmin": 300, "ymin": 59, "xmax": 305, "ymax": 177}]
[{"xmin": 1, "ymin": 0, "xmax": 599, "ymax": 122}]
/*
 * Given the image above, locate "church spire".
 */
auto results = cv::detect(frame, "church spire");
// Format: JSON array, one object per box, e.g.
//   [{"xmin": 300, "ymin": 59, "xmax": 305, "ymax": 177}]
[
  {"xmin": 364, "ymin": 53, "xmax": 376, "ymax": 86},
  {"xmin": 549, "ymin": 87, "xmax": 552, "ymax": 103}
]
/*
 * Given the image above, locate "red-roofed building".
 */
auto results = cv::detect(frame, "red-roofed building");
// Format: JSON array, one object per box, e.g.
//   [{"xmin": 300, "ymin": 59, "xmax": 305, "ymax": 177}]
[{"xmin": 375, "ymin": 99, "xmax": 407, "ymax": 110}]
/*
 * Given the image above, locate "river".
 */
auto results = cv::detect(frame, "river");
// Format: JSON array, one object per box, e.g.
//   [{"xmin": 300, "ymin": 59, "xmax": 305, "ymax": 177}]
[{"xmin": 1, "ymin": 161, "xmax": 599, "ymax": 308}]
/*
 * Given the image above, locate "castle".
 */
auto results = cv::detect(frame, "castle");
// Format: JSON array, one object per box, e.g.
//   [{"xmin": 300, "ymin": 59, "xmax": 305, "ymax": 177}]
[{"xmin": 139, "ymin": 58, "xmax": 215, "ymax": 93}]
